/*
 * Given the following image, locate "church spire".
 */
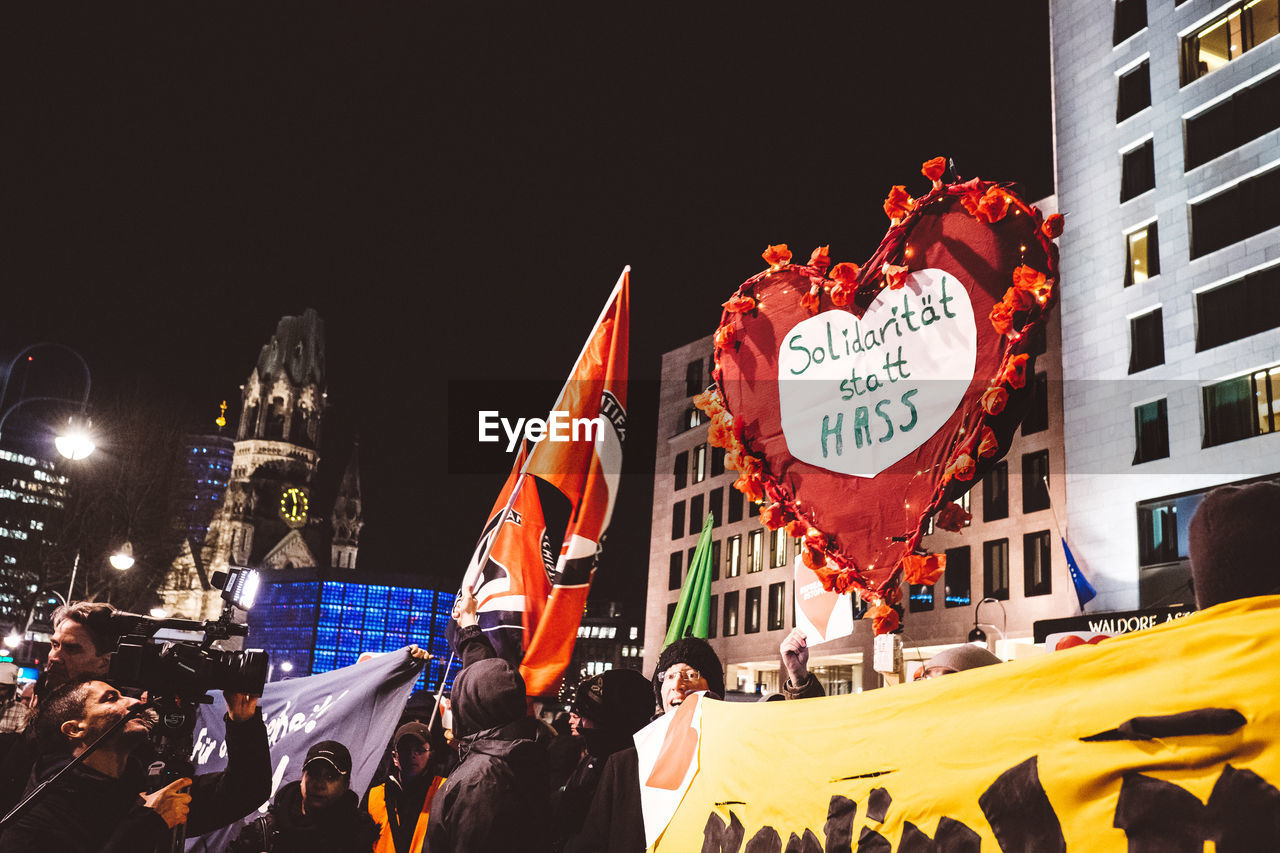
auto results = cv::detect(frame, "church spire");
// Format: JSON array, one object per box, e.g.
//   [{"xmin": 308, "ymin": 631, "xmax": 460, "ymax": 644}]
[{"xmin": 331, "ymin": 440, "xmax": 363, "ymax": 570}]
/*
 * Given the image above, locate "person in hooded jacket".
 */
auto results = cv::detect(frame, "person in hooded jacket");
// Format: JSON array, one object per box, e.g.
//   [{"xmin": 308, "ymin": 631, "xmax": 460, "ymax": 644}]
[
  {"xmin": 228, "ymin": 740, "xmax": 379, "ymax": 853},
  {"xmin": 551, "ymin": 668, "xmax": 654, "ymax": 852},
  {"xmin": 424, "ymin": 589, "xmax": 551, "ymax": 853}
]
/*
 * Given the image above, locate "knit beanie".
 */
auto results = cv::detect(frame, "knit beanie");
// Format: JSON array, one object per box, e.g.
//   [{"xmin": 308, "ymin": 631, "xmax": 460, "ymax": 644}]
[
  {"xmin": 927, "ymin": 644, "xmax": 1002, "ymax": 674},
  {"xmin": 571, "ymin": 668, "xmax": 656, "ymax": 736},
  {"xmin": 1188, "ymin": 481, "xmax": 1280, "ymax": 609},
  {"xmin": 652, "ymin": 637, "xmax": 725, "ymax": 704}
]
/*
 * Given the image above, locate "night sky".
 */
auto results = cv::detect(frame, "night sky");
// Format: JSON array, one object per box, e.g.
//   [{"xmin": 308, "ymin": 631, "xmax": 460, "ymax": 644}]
[{"xmin": 1, "ymin": 3, "xmax": 1054, "ymax": 608}]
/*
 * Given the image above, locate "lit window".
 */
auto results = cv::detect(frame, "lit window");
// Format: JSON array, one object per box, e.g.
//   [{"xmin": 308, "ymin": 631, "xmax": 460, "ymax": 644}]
[
  {"xmin": 769, "ymin": 530, "xmax": 787, "ymax": 568},
  {"xmin": 629, "ymin": 626, "xmax": 638, "ymax": 640},
  {"xmin": 1180, "ymin": 0, "xmax": 1279, "ymax": 85},
  {"xmin": 747, "ymin": 530, "xmax": 763, "ymax": 573},
  {"xmin": 1203, "ymin": 363, "xmax": 1280, "ymax": 446},
  {"xmin": 692, "ymin": 444, "xmax": 707, "ymax": 484},
  {"xmin": 1124, "ymin": 222, "xmax": 1159, "ymax": 287},
  {"xmin": 745, "ymin": 587, "xmax": 761, "ymax": 634},
  {"xmin": 768, "ymin": 582, "xmax": 786, "ymax": 630},
  {"xmin": 983, "ymin": 539, "xmax": 1010, "ymax": 601},
  {"xmin": 723, "ymin": 590, "xmax": 739, "ymax": 636},
  {"xmin": 726, "ymin": 535, "xmax": 742, "ymax": 578}
]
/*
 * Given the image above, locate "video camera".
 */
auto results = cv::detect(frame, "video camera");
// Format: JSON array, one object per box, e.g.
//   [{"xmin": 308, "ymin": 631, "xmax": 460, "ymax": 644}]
[{"xmin": 106, "ymin": 567, "xmax": 269, "ymax": 804}]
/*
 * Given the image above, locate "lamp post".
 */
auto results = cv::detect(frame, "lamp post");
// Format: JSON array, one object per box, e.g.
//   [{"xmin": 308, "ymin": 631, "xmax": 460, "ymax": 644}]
[
  {"xmin": 968, "ymin": 597, "xmax": 1008, "ymax": 657},
  {"xmin": 0, "ymin": 343, "xmax": 94, "ymax": 458}
]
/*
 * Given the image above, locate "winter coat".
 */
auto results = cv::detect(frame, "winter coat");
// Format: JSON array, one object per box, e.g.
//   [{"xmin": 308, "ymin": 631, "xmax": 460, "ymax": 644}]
[
  {"xmin": 424, "ymin": 655, "xmax": 551, "ymax": 853},
  {"xmin": 564, "ymin": 746, "xmax": 644, "ymax": 853},
  {"xmin": 367, "ymin": 772, "xmax": 445, "ymax": 853},
  {"xmin": 0, "ymin": 710, "xmax": 272, "ymax": 853},
  {"xmin": 228, "ymin": 780, "xmax": 379, "ymax": 853}
]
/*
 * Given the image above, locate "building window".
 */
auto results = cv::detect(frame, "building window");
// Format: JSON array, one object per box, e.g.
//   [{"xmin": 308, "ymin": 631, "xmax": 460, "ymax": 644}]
[
  {"xmin": 685, "ymin": 359, "xmax": 703, "ymax": 397},
  {"xmin": 747, "ymin": 529, "xmax": 764, "ymax": 573},
  {"xmin": 1186, "ymin": 71, "xmax": 1280, "ymax": 169},
  {"xmin": 669, "ymin": 553, "xmax": 682, "ymax": 591},
  {"xmin": 709, "ymin": 488, "xmax": 723, "ymax": 528},
  {"xmin": 681, "ymin": 407, "xmax": 707, "ymax": 433},
  {"xmin": 726, "ymin": 535, "xmax": 742, "ymax": 578},
  {"xmin": 744, "ymin": 587, "xmax": 762, "ymax": 634},
  {"xmin": 673, "ymin": 452, "xmax": 688, "ymax": 491},
  {"xmin": 1196, "ymin": 263, "xmax": 1280, "ymax": 350},
  {"xmin": 711, "ymin": 540, "xmax": 721, "ymax": 581},
  {"xmin": 1023, "ymin": 372, "xmax": 1050, "ymax": 435},
  {"xmin": 1024, "ymin": 531, "xmax": 1052, "ymax": 597},
  {"xmin": 1124, "ymin": 222, "xmax": 1160, "ymax": 287},
  {"xmin": 769, "ymin": 529, "xmax": 787, "ymax": 568},
  {"xmin": 728, "ymin": 488, "xmax": 744, "ymax": 523},
  {"xmin": 1113, "ymin": 0, "xmax": 1147, "ymax": 44},
  {"xmin": 692, "ymin": 444, "xmax": 707, "ymax": 484},
  {"xmin": 1180, "ymin": 0, "xmax": 1280, "ymax": 85},
  {"xmin": 1138, "ymin": 498, "xmax": 1179, "ymax": 565},
  {"xmin": 1133, "ymin": 399, "xmax": 1171, "ymax": 464},
  {"xmin": 666, "ymin": 602, "xmax": 676, "ymax": 630},
  {"xmin": 710, "ymin": 447, "xmax": 726, "ymax": 477},
  {"xmin": 708, "ymin": 595, "xmax": 719, "ymax": 639},
  {"xmin": 1117, "ymin": 60, "xmax": 1151, "ymax": 122},
  {"xmin": 983, "ymin": 539, "xmax": 1010, "ymax": 601},
  {"xmin": 1190, "ymin": 164, "xmax": 1280, "ymax": 259},
  {"xmin": 689, "ymin": 494, "xmax": 704, "ymax": 536},
  {"xmin": 1129, "ymin": 308, "xmax": 1165, "ymax": 373},
  {"xmin": 944, "ymin": 546, "xmax": 972, "ymax": 608},
  {"xmin": 748, "ymin": 497, "xmax": 760, "ymax": 517},
  {"xmin": 1022, "ymin": 451, "xmax": 1051, "ymax": 513},
  {"xmin": 723, "ymin": 590, "xmax": 739, "ymax": 636},
  {"xmin": 671, "ymin": 501, "xmax": 685, "ymax": 540},
  {"xmin": 983, "ymin": 461, "xmax": 1009, "ymax": 521},
  {"xmin": 768, "ymin": 582, "xmax": 786, "ymax": 631},
  {"xmin": 1203, "ymin": 363, "xmax": 1280, "ymax": 446},
  {"xmin": 909, "ymin": 581, "xmax": 935, "ymax": 612},
  {"xmin": 1120, "ymin": 139, "xmax": 1155, "ymax": 202}
]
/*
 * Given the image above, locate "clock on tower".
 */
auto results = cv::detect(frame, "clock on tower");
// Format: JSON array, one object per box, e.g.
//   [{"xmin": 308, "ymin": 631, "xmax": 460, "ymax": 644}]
[{"xmin": 279, "ymin": 486, "xmax": 309, "ymax": 528}]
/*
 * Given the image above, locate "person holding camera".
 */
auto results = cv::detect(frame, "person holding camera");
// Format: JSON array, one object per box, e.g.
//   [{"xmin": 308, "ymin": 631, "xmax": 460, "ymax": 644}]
[{"xmin": 0, "ymin": 675, "xmax": 271, "ymax": 853}]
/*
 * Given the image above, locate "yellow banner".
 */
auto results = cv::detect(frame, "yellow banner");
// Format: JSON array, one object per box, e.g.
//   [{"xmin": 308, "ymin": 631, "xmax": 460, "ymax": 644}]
[{"xmin": 656, "ymin": 595, "xmax": 1280, "ymax": 851}]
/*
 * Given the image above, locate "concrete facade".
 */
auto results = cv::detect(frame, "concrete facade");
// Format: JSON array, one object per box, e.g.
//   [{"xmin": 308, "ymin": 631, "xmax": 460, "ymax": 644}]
[{"xmin": 1050, "ymin": 0, "xmax": 1280, "ymax": 611}]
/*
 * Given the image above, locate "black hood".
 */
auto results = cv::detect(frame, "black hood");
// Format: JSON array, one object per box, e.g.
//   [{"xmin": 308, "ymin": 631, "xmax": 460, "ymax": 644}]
[{"xmin": 452, "ymin": 658, "xmax": 527, "ymax": 739}]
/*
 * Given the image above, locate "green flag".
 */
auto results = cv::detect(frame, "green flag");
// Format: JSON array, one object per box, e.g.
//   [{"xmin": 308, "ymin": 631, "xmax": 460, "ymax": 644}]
[{"xmin": 664, "ymin": 513, "xmax": 715, "ymax": 646}]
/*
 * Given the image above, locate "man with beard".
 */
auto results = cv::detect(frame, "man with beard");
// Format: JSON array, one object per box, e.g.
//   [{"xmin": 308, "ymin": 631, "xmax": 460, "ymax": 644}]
[
  {"xmin": 367, "ymin": 722, "xmax": 446, "ymax": 853},
  {"xmin": 0, "ymin": 676, "xmax": 271, "ymax": 853},
  {"xmin": 230, "ymin": 740, "xmax": 379, "ymax": 853}
]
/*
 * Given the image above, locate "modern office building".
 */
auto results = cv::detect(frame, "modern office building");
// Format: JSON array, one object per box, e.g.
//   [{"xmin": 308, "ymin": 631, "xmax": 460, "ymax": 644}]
[
  {"xmin": 1050, "ymin": 0, "xmax": 1280, "ymax": 610},
  {"xmin": 645, "ymin": 264, "xmax": 1077, "ymax": 693},
  {"xmin": 173, "ymin": 433, "xmax": 234, "ymax": 547},
  {"xmin": 246, "ymin": 569, "xmax": 459, "ymax": 692},
  {"xmin": 0, "ymin": 447, "xmax": 70, "ymax": 626},
  {"xmin": 566, "ymin": 600, "xmax": 645, "ymax": 682}
]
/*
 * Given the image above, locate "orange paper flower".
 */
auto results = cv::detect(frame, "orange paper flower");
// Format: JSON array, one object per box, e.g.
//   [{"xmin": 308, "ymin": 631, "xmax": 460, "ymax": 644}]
[
  {"xmin": 723, "ymin": 293, "xmax": 757, "ymax": 314},
  {"xmin": 921, "ymin": 156, "xmax": 947, "ymax": 183},
  {"xmin": 786, "ymin": 518, "xmax": 809, "ymax": 538},
  {"xmin": 1002, "ymin": 353, "xmax": 1030, "ymax": 389},
  {"xmin": 902, "ymin": 553, "xmax": 946, "ymax": 586},
  {"xmin": 990, "ymin": 301, "xmax": 1016, "ymax": 337},
  {"xmin": 1041, "ymin": 213, "xmax": 1064, "ymax": 239},
  {"xmin": 829, "ymin": 282, "xmax": 853, "ymax": 307},
  {"xmin": 763, "ymin": 244, "xmax": 792, "ymax": 268},
  {"xmin": 868, "ymin": 603, "xmax": 899, "ymax": 635},
  {"xmin": 829, "ymin": 261, "xmax": 860, "ymax": 285},
  {"xmin": 808, "ymin": 245, "xmax": 831, "ymax": 274},
  {"xmin": 692, "ymin": 389, "xmax": 724, "ymax": 418},
  {"xmin": 1004, "ymin": 286, "xmax": 1035, "ymax": 312},
  {"xmin": 976, "ymin": 187, "xmax": 1011, "ymax": 223},
  {"xmin": 883, "ymin": 185, "xmax": 914, "ymax": 221},
  {"xmin": 800, "ymin": 285, "xmax": 821, "ymax": 315},
  {"xmin": 803, "ymin": 540, "xmax": 828, "ymax": 572},
  {"xmin": 981, "ymin": 385, "xmax": 1009, "ymax": 415},
  {"xmin": 1012, "ymin": 265, "xmax": 1052, "ymax": 303},
  {"xmin": 935, "ymin": 502, "xmax": 972, "ymax": 532},
  {"xmin": 944, "ymin": 453, "xmax": 976, "ymax": 482},
  {"xmin": 976, "ymin": 425, "xmax": 1000, "ymax": 459},
  {"xmin": 883, "ymin": 263, "xmax": 909, "ymax": 290},
  {"xmin": 735, "ymin": 472, "xmax": 764, "ymax": 504},
  {"xmin": 760, "ymin": 501, "xmax": 796, "ymax": 531}
]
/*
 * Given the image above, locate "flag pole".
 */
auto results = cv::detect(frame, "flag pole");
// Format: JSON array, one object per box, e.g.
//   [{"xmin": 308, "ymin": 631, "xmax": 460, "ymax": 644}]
[{"xmin": 542, "ymin": 266, "xmax": 629, "ymax": 416}]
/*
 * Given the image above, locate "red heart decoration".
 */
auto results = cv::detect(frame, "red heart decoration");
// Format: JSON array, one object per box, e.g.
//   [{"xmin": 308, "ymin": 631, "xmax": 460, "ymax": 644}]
[{"xmin": 699, "ymin": 164, "xmax": 1061, "ymax": 627}]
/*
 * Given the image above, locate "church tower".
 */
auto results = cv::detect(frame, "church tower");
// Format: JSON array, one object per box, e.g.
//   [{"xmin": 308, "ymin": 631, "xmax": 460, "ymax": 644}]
[
  {"xmin": 330, "ymin": 442, "xmax": 362, "ymax": 570},
  {"xmin": 161, "ymin": 309, "xmax": 329, "ymax": 620}
]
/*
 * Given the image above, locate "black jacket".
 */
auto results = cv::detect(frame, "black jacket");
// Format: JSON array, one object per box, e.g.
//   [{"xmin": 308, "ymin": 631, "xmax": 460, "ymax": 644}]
[
  {"xmin": 228, "ymin": 780, "xmax": 379, "ymax": 853},
  {"xmin": 565, "ymin": 746, "xmax": 644, "ymax": 853},
  {"xmin": 0, "ymin": 710, "xmax": 272, "ymax": 853},
  {"xmin": 425, "ymin": 652, "xmax": 550, "ymax": 853}
]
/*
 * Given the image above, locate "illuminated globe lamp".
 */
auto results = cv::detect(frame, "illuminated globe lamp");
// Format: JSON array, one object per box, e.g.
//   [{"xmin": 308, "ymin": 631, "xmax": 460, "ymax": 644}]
[
  {"xmin": 109, "ymin": 542, "xmax": 135, "ymax": 571},
  {"xmin": 54, "ymin": 417, "xmax": 96, "ymax": 461},
  {"xmin": 3, "ymin": 632, "xmax": 20, "ymax": 650}
]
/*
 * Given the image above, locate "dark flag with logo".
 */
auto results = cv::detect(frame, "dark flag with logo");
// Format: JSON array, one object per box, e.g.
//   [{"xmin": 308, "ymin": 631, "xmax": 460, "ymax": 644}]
[{"xmin": 184, "ymin": 648, "xmax": 423, "ymax": 852}]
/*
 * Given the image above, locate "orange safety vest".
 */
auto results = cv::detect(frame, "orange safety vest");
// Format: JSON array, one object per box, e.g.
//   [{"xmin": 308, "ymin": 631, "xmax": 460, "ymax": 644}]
[{"xmin": 368, "ymin": 774, "xmax": 445, "ymax": 853}]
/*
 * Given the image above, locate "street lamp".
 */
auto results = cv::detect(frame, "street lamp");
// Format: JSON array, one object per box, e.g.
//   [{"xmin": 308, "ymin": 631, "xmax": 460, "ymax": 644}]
[
  {"xmin": 0, "ymin": 343, "xmax": 94, "ymax": 458},
  {"xmin": 109, "ymin": 542, "xmax": 135, "ymax": 571},
  {"xmin": 968, "ymin": 597, "xmax": 1007, "ymax": 656}
]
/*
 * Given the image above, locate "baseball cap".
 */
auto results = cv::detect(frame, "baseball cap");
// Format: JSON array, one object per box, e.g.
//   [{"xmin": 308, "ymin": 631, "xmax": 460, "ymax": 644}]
[
  {"xmin": 394, "ymin": 722, "xmax": 431, "ymax": 747},
  {"xmin": 303, "ymin": 740, "xmax": 352, "ymax": 776},
  {"xmin": 0, "ymin": 664, "xmax": 17, "ymax": 686}
]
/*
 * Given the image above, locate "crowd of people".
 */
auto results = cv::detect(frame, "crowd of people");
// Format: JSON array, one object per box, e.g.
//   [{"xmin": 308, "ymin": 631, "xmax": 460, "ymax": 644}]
[{"xmin": 0, "ymin": 481, "xmax": 1273, "ymax": 851}]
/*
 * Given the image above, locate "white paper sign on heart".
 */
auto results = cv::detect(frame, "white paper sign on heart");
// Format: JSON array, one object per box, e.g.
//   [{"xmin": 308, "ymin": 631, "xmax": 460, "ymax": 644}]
[{"xmin": 777, "ymin": 269, "xmax": 976, "ymax": 478}]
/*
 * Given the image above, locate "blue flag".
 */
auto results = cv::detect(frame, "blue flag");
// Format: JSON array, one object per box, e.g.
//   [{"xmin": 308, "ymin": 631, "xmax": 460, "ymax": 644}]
[
  {"xmin": 185, "ymin": 648, "xmax": 424, "ymax": 852},
  {"xmin": 1063, "ymin": 538, "xmax": 1097, "ymax": 609}
]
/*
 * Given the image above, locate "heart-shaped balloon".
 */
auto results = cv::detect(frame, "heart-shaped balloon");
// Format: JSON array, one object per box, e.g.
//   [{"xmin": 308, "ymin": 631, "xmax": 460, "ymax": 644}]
[{"xmin": 697, "ymin": 159, "xmax": 1061, "ymax": 630}]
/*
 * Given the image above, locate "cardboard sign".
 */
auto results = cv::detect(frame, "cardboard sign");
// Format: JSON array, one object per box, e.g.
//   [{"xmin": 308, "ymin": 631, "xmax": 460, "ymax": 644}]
[{"xmin": 793, "ymin": 556, "xmax": 855, "ymax": 645}]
